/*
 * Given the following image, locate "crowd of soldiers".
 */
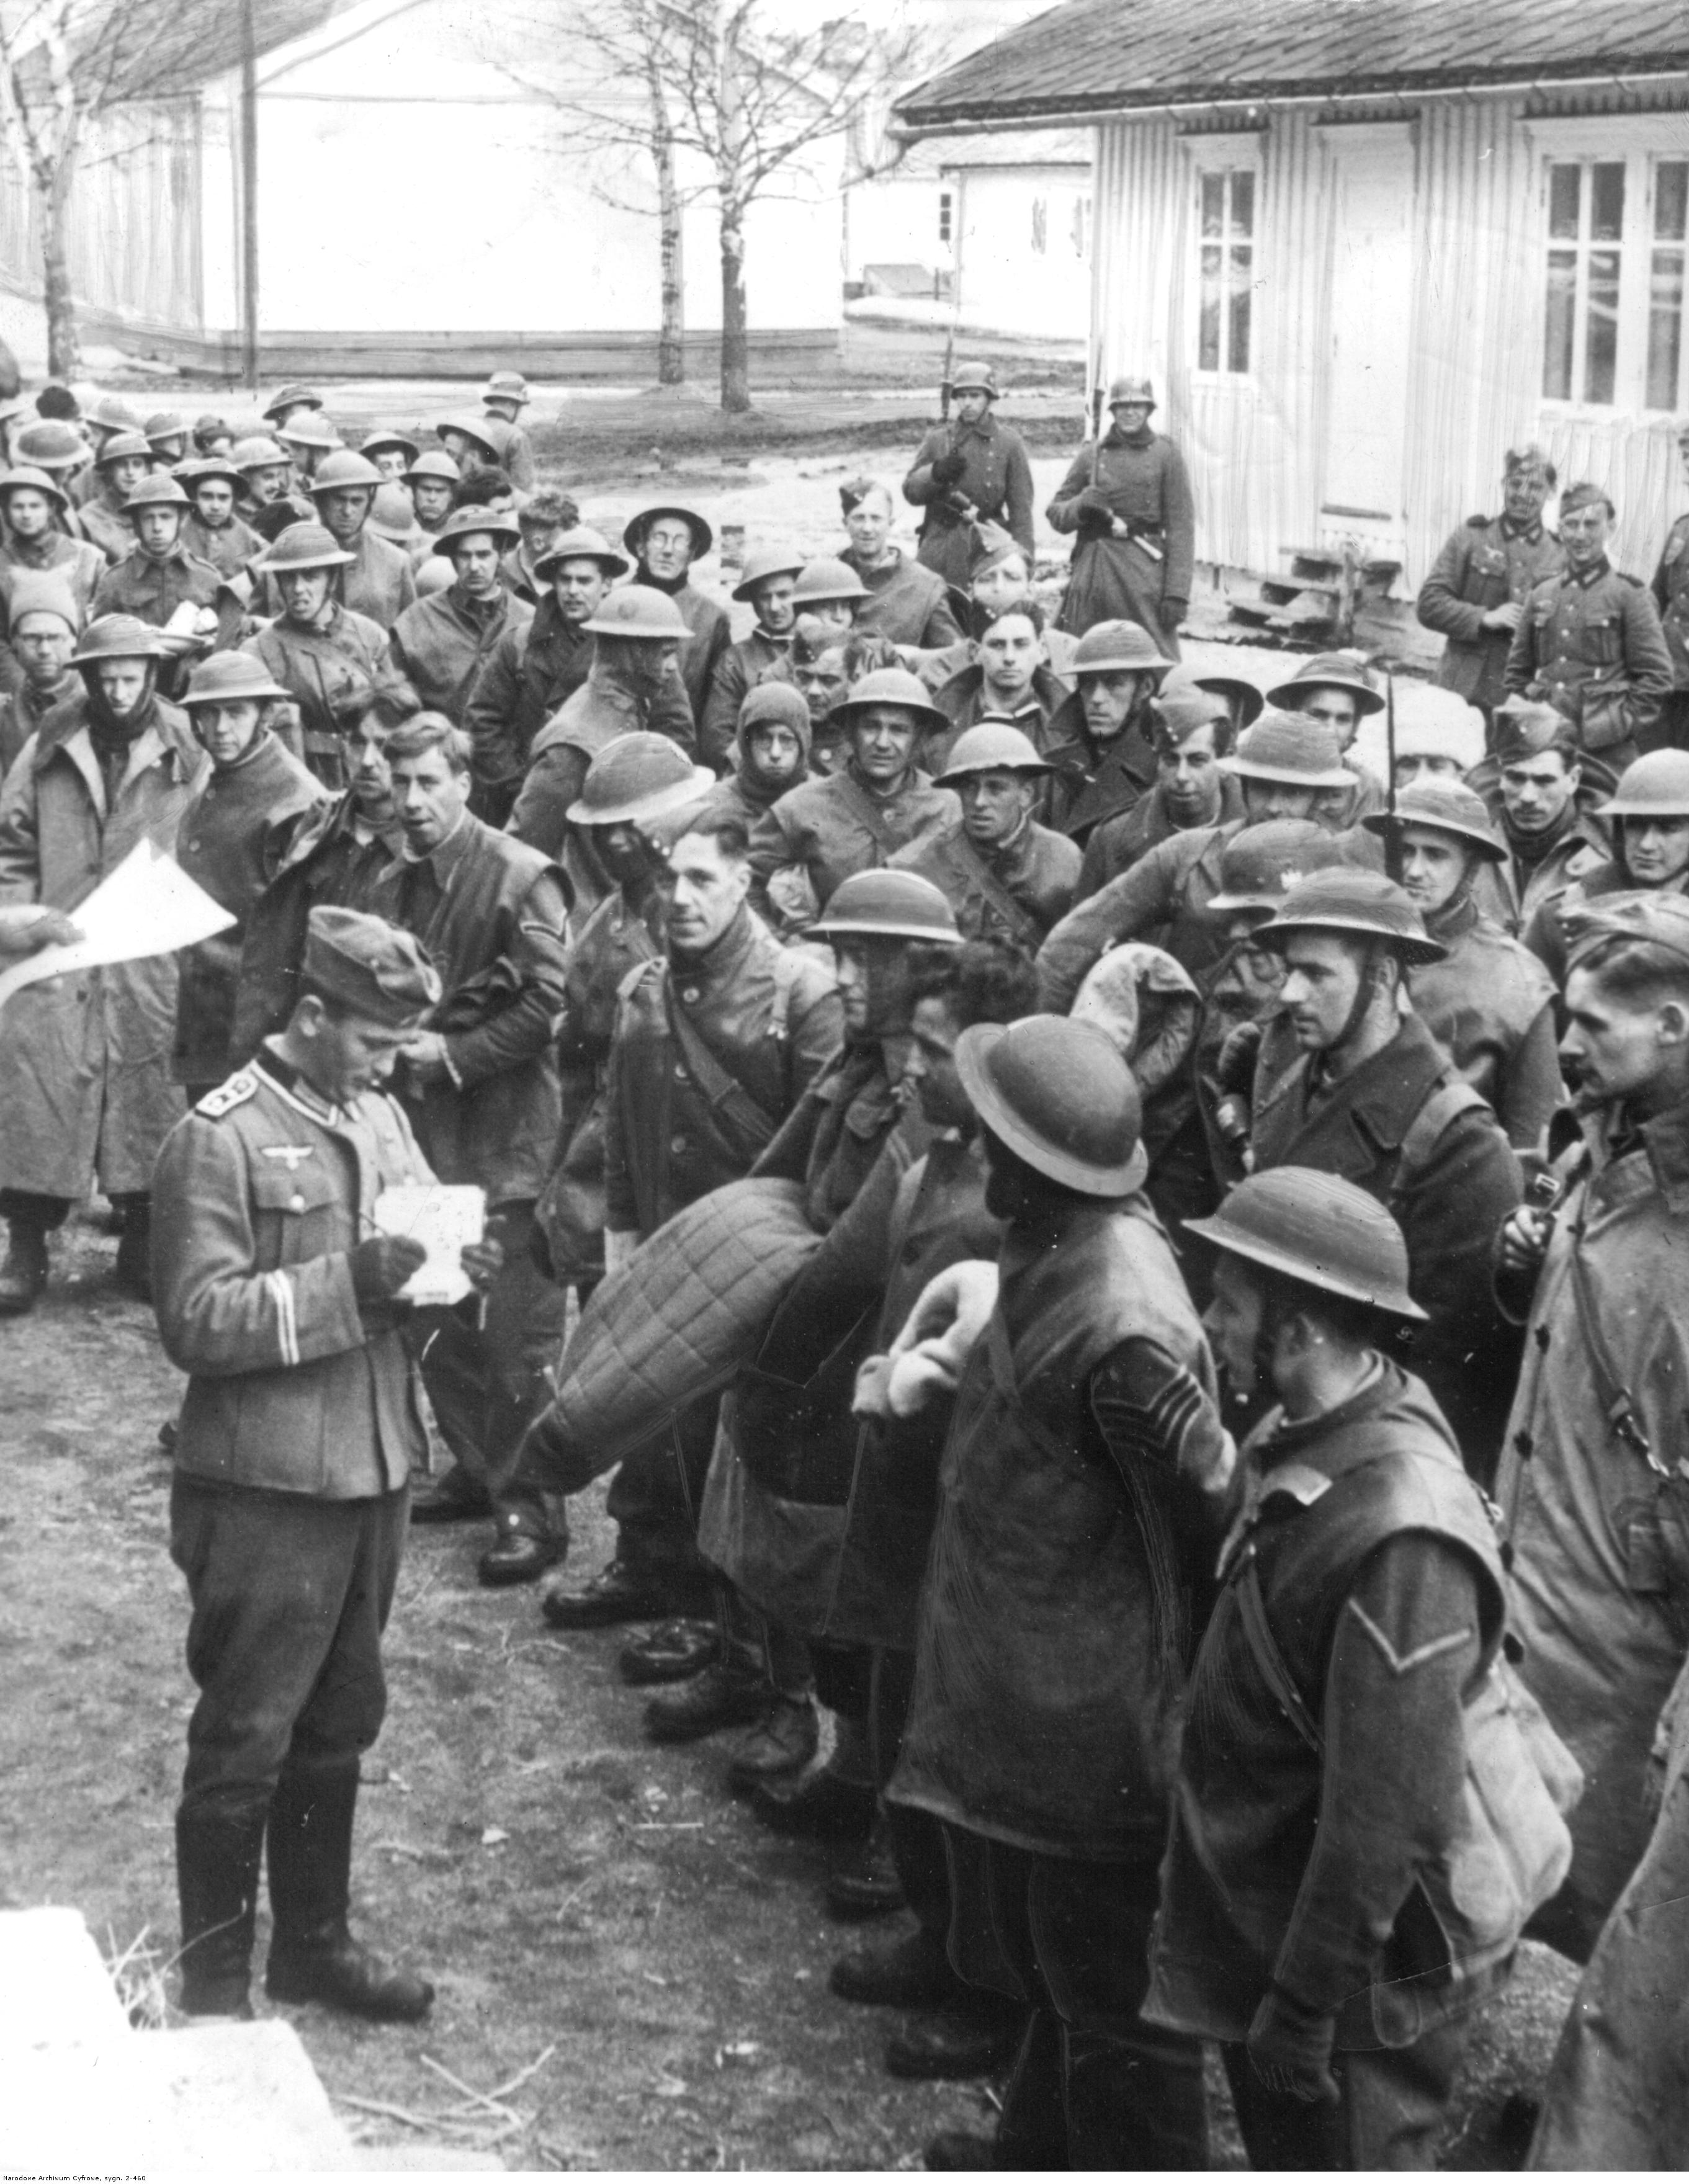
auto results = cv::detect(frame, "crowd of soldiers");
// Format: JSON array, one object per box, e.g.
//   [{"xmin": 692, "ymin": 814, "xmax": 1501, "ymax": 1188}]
[{"xmin": 6, "ymin": 359, "xmax": 1689, "ymax": 2169}]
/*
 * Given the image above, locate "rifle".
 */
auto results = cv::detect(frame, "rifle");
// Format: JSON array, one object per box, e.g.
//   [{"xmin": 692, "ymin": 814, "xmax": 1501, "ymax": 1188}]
[
  {"xmin": 1384, "ymin": 669, "xmax": 1402, "ymax": 883},
  {"xmin": 939, "ymin": 323, "xmax": 956, "ymax": 426},
  {"xmin": 1088, "ymin": 347, "xmax": 1105, "ymax": 485}
]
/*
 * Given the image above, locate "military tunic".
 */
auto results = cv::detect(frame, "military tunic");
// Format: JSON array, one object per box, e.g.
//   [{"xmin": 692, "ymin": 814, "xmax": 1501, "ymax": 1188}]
[
  {"xmin": 840, "ymin": 545, "xmax": 963, "ymax": 650},
  {"xmin": 77, "ymin": 495, "xmax": 135, "ymax": 566},
  {"xmin": 1417, "ymin": 514, "xmax": 1566, "ymax": 715},
  {"xmin": 1079, "ymin": 772, "xmax": 1245, "ymax": 894},
  {"xmin": 0, "ymin": 671, "xmax": 74, "ymax": 777},
  {"xmin": 172, "ymin": 730, "xmax": 327, "ymax": 1086},
  {"xmin": 1037, "ymin": 818, "xmax": 1244, "ymax": 1009},
  {"xmin": 1039, "ymin": 687, "xmax": 1160, "ymax": 841},
  {"xmin": 0, "ymin": 530, "xmax": 107, "ymax": 635},
  {"xmin": 258, "ymin": 528, "xmax": 418, "ymax": 634},
  {"xmin": 698, "ymin": 626, "xmax": 794, "ymax": 774},
  {"xmin": 1047, "ymin": 424, "xmax": 1195, "ymax": 648},
  {"xmin": 389, "ymin": 584, "xmax": 532, "ymax": 725},
  {"xmin": 1411, "ymin": 893, "xmax": 1561, "ymax": 1150},
  {"xmin": 749, "ymin": 764, "xmax": 960, "ymax": 910},
  {"xmin": 251, "ymin": 606, "xmax": 419, "ymax": 790},
  {"xmin": 1505, "ymin": 555, "xmax": 1674, "ymax": 766},
  {"xmin": 91, "ymin": 539, "xmax": 222, "ymax": 627},
  {"xmin": 631, "ymin": 571, "xmax": 730, "ymax": 728},
  {"xmin": 902, "ymin": 413, "xmax": 1036, "ymax": 594},
  {"xmin": 182, "ymin": 510, "xmax": 265, "ymax": 582},
  {"xmin": 890, "ymin": 815, "xmax": 1079, "ymax": 947}
]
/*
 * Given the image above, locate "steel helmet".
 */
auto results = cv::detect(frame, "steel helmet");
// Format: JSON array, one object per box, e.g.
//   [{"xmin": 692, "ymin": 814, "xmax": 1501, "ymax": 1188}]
[
  {"xmin": 432, "ymin": 503, "xmax": 521, "ymax": 553},
  {"xmin": 230, "ymin": 434, "xmax": 289, "ymax": 474},
  {"xmin": 359, "ymin": 428, "xmax": 420, "ymax": 465},
  {"xmin": 276, "ymin": 412, "xmax": 341, "ymax": 453},
  {"xmin": 368, "ymin": 483, "xmax": 421, "ymax": 541},
  {"xmin": 259, "ymin": 522, "xmax": 356, "ymax": 573},
  {"xmin": 1192, "ymin": 666, "xmax": 1265, "ymax": 728},
  {"xmin": 830, "ymin": 666, "xmax": 949, "ymax": 736},
  {"xmin": 11, "ymin": 421, "xmax": 84, "ymax": 471},
  {"xmin": 262, "ymin": 383, "xmax": 322, "ymax": 422},
  {"xmin": 405, "ymin": 449, "xmax": 461, "ymax": 485},
  {"xmin": 1363, "ymin": 779, "xmax": 1507, "ymax": 861},
  {"xmin": 1106, "ymin": 374, "xmax": 1156, "ymax": 410},
  {"xmin": 578, "ymin": 586, "xmax": 690, "ymax": 640},
  {"xmin": 1255, "ymin": 867, "xmax": 1448, "ymax": 964},
  {"xmin": 416, "ymin": 555, "xmax": 453, "ymax": 597},
  {"xmin": 534, "ymin": 525, "xmax": 629, "ymax": 581},
  {"xmin": 0, "ymin": 464, "xmax": 68, "ymax": 511},
  {"xmin": 1564, "ymin": 889, "xmax": 1689, "ymax": 972},
  {"xmin": 1266, "ymin": 651, "xmax": 1386, "ymax": 718},
  {"xmin": 948, "ymin": 360, "xmax": 1000, "ymax": 398},
  {"xmin": 1220, "ymin": 712, "xmax": 1353, "ymax": 789},
  {"xmin": 175, "ymin": 455, "xmax": 246, "ymax": 495},
  {"xmin": 956, "ymin": 1014, "xmax": 1146, "ymax": 1196},
  {"xmin": 123, "ymin": 472, "xmax": 191, "ymax": 510},
  {"xmin": 807, "ymin": 869, "xmax": 962, "ymax": 945},
  {"xmin": 1185, "ymin": 1168, "xmax": 1425, "ymax": 1320},
  {"xmin": 730, "ymin": 545, "xmax": 805, "ymax": 603},
  {"xmin": 483, "ymin": 370, "xmax": 532, "ymax": 406},
  {"xmin": 94, "ymin": 431, "xmax": 151, "ymax": 473},
  {"xmin": 1598, "ymin": 749, "xmax": 1689, "ymax": 818},
  {"xmin": 791, "ymin": 557, "xmax": 869, "ymax": 606},
  {"xmin": 182, "ymin": 650, "xmax": 292, "ymax": 708},
  {"xmin": 434, "ymin": 413, "xmax": 500, "ymax": 462},
  {"xmin": 564, "ymin": 732, "xmax": 715, "ymax": 825},
  {"xmin": 309, "ymin": 449, "xmax": 383, "ymax": 496},
  {"xmin": 70, "ymin": 613, "xmax": 168, "ymax": 665},
  {"xmin": 935, "ymin": 720, "xmax": 1051, "ymax": 782},
  {"xmin": 1205, "ymin": 820, "xmax": 1348, "ymax": 918},
  {"xmin": 87, "ymin": 395, "xmax": 141, "ymax": 433},
  {"xmin": 1070, "ymin": 619, "xmax": 1171, "ymax": 679},
  {"xmin": 623, "ymin": 503, "xmax": 713, "ymax": 560},
  {"xmin": 143, "ymin": 410, "xmax": 190, "ymax": 449}
]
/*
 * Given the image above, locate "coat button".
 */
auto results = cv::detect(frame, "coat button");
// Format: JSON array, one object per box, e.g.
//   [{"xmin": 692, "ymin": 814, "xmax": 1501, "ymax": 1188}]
[
  {"xmin": 670, "ymin": 1134, "xmax": 688, "ymax": 1155},
  {"xmin": 289, "ymin": 1194, "xmax": 305, "ymax": 1212},
  {"xmin": 674, "ymin": 1064, "xmax": 687, "ymax": 1081},
  {"xmin": 681, "ymin": 987, "xmax": 700, "ymax": 1005},
  {"xmin": 188, "ymin": 839, "xmax": 200, "ymax": 851}
]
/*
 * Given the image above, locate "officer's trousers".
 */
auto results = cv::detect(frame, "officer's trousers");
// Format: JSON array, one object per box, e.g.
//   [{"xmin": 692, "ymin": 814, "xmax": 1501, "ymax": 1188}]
[{"xmin": 1221, "ymin": 2018, "xmax": 1471, "ymax": 2170}]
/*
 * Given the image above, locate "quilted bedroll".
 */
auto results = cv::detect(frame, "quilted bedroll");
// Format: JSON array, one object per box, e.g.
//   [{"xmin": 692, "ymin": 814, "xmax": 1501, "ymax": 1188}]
[{"xmin": 542, "ymin": 1177, "xmax": 825, "ymax": 1487}]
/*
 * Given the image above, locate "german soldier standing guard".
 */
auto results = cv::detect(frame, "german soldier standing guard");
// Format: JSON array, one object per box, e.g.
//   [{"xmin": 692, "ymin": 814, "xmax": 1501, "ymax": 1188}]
[
  {"xmin": 1047, "ymin": 375, "xmax": 1194, "ymax": 653},
  {"xmin": 902, "ymin": 363, "xmax": 1035, "ymax": 599},
  {"xmin": 1417, "ymin": 444, "xmax": 1566, "ymax": 722}
]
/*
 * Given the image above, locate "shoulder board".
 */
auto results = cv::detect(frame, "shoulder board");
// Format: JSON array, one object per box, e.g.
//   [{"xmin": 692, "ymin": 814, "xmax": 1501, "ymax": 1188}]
[
  {"xmin": 195, "ymin": 1069, "xmax": 259, "ymax": 1118},
  {"xmin": 1466, "ymin": 513, "xmax": 1491, "ymax": 529}
]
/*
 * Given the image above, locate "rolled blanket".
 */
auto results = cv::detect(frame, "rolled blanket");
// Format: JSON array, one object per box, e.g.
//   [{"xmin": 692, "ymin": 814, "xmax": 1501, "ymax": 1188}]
[{"xmin": 540, "ymin": 1176, "xmax": 825, "ymax": 1484}]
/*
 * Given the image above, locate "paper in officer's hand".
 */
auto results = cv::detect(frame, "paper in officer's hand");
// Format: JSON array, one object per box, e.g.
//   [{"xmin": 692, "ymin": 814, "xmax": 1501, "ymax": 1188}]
[
  {"xmin": 0, "ymin": 840, "xmax": 236, "ymax": 1013},
  {"xmin": 374, "ymin": 1184, "xmax": 486, "ymax": 1305}
]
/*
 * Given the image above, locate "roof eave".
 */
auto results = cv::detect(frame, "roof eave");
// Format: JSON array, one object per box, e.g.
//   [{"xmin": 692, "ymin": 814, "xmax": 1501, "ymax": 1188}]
[{"xmin": 892, "ymin": 56, "xmax": 1689, "ymax": 138}]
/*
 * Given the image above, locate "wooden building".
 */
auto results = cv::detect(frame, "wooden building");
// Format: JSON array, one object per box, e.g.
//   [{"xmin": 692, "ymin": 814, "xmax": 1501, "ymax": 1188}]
[{"xmin": 894, "ymin": 0, "xmax": 1689, "ymax": 588}]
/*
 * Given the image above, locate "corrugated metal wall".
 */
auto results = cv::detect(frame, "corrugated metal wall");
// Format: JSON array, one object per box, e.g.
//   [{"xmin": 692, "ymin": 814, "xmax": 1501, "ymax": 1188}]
[
  {"xmin": 1093, "ymin": 92, "xmax": 1689, "ymax": 590},
  {"xmin": 0, "ymin": 101, "xmax": 202, "ymax": 331}
]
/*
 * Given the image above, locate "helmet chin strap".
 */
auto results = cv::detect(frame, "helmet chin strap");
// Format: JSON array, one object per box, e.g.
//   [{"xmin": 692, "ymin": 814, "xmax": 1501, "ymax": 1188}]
[{"xmin": 1327, "ymin": 942, "xmax": 1397, "ymax": 1062}]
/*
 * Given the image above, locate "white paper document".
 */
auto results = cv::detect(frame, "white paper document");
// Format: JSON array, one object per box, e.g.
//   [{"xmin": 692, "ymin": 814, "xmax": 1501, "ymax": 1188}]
[
  {"xmin": 374, "ymin": 1184, "xmax": 486, "ymax": 1307},
  {"xmin": 0, "ymin": 840, "xmax": 236, "ymax": 1013}
]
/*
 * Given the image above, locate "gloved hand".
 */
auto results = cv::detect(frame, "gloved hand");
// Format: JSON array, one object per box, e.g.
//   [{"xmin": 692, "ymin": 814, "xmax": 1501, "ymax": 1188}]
[
  {"xmin": 349, "ymin": 1232, "xmax": 428, "ymax": 1304},
  {"xmin": 1246, "ymin": 1988, "xmax": 1340, "ymax": 2105},
  {"xmin": 1077, "ymin": 485, "xmax": 1115, "ymax": 519},
  {"xmin": 1160, "ymin": 597, "xmax": 1188, "ymax": 635},
  {"xmin": 1216, "ymin": 1018, "xmax": 1265, "ymax": 1094},
  {"xmin": 930, "ymin": 452, "xmax": 967, "ymax": 490}
]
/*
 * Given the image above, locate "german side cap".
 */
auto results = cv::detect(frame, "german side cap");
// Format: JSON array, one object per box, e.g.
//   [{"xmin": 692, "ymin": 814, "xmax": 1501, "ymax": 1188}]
[
  {"xmin": 957, "ymin": 1015, "xmax": 1147, "ymax": 1197},
  {"xmin": 1185, "ymin": 1168, "xmax": 1426, "ymax": 1320},
  {"xmin": 303, "ymin": 906, "xmax": 441, "ymax": 1027}
]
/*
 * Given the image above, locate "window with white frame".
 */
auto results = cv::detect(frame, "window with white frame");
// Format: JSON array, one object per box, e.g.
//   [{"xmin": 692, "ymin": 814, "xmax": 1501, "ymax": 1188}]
[
  {"xmin": 1197, "ymin": 167, "xmax": 1254, "ymax": 374},
  {"xmin": 1539, "ymin": 147, "xmax": 1689, "ymax": 411}
]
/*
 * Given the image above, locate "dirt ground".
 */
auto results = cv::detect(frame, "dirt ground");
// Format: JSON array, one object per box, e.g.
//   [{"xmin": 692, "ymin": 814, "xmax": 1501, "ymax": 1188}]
[{"xmin": 0, "ymin": 388, "xmax": 1574, "ymax": 2169}]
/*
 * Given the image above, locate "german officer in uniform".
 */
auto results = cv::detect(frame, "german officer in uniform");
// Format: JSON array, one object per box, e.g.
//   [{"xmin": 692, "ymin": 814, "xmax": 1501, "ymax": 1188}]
[
  {"xmin": 1505, "ymin": 480, "xmax": 1673, "ymax": 772},
  {"xmin": 902, "ymin": 363, "xmax": 1036, "ymax": 598},
  {"xmin": 152, "ymin": 906, "xmax": 500, "ymax": 2023},
  {"xmin": 1650, "ymin": 420, "xmax": 1689, "ymax": 750},
  {"xmin": 1417, "ymin": 444, "xmax": 1566, "ymax": 720}
]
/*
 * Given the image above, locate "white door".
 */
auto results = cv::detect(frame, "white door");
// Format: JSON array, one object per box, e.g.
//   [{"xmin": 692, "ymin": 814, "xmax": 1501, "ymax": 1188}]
[{"xmin": 1319, "ymin": 125, "xmax": 1415, "ymax": 555}]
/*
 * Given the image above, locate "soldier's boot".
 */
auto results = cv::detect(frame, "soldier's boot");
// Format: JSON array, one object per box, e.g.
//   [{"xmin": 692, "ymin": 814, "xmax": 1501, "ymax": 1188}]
[
  {"xmin": 264, "ymin": 1761, "xmax": 433, "ymax": 2023},
  {"xmin": 113, "ymin": 1197, "xmax": 152, "ymax": 1304},
  {"xmin": 0, "ymin": 1217, "xmax": 48, "ymax": 1315},
  {"xmin": 175, "ymin": 1802, "xmax": 264, "ymax": 2018}
]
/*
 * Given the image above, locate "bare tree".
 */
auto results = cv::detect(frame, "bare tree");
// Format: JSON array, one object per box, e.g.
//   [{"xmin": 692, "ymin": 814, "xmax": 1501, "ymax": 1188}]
[
  {"xmin": 496, "ymin": 0, "xmax": 930, "ymax": 413},
  {"xmin": 0, "ymin": 0, "xmax": 282, "ymax": 377}
]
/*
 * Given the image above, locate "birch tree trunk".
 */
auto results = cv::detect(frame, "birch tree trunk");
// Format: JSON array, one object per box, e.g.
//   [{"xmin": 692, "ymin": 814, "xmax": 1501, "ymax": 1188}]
[
  {"xmin": 645, "ymin": 49, "xmax": 684, "ymax": 386},
  {"xmin": 714, "ymin": 9, "xmax": 749, "ymax": 413}
]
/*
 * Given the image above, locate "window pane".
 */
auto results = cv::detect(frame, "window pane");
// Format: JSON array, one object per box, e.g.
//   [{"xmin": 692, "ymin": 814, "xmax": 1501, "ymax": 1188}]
[
  {"xmin": 1591, "ymin": 162, "xmax": 1626, "ymax": 242},
  {"xmin": 1229, "ymin": 243, "xmax": 1252, "ymax": 372},
  {"xmin": 1544, "ymin": 248, "xmax": 1576, "ymax": 399},
  {"xmin": 1585, "ymin": 246, "xmax": 1621, "ymax": 402},
  {"xmin": 1201, "ymin": 172, "xmax": 1224, "ymax": 239},
  {"xmin": 1548, "ymin": 163, "xmax": 1582, "ymax": 240},
  {"xmin": 1232, "ymin": 169, "xmax": 1255, "ymax": 238},
  {"xmin": 1650, "ymin": 245, "xmax": 1685, "ymax": 409},
  {"xmin": 1657, "ymin": 161, "xmax": 1688, "ymax": 242},
  {"xmin": 1199, "ymin": 244, "xmax": 1221, "ymax": 370}
]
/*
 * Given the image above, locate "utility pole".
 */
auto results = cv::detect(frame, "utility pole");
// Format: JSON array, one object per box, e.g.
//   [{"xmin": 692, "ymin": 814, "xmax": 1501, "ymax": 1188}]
[{"xmin": 240, "ymin": 0, "xmax": 259, "ymax": 391}]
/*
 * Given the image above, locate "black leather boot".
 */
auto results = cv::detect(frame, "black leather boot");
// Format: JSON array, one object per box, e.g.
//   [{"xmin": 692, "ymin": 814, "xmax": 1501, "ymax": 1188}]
[
  {"xmin": 264, "ymin": 1763, "xmax": 434, "ymax": 2022},
  {"xmin": 176, "ymin": 1803, "xmax": 265, "ymax": 2018},
  {"xmin": 0, "ymin": 1217, "xmax": 48, "ymax": 1315}
]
